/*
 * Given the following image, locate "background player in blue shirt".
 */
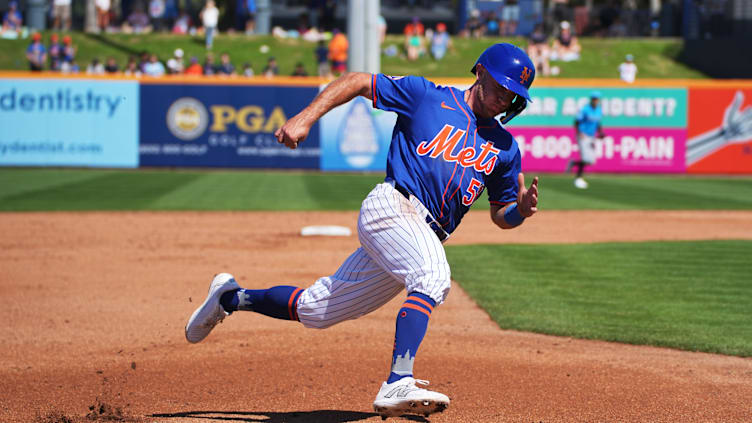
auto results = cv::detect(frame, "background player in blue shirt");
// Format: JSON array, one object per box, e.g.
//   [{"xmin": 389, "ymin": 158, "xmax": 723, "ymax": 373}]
[
  {"xmin": 568, "ymin": 91, "xmax": 606, "ymax": 189},
  {"xmin": 185, "ymin": 43, "xmax": 539, "ymax": 419}
]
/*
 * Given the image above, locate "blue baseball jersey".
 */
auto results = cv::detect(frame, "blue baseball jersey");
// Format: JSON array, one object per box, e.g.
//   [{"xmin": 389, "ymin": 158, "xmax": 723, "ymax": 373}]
[
  {"xmin": 371, "ymin": 74, "xmax": 521, "ymax": 235},
  {"xmin": 575, "ymin": 103, "xmax": 602, "ymax": 136}
]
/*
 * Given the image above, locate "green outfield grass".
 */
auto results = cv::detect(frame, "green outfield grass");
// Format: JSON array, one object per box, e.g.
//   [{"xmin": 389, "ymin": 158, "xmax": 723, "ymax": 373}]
[
  {"xmin": 446, "ymin": 241, "xmax": 752, "ymax": 357},
  {"xmin": 2, "ymin": 168, "xmax": 749, "ymax": 356},
  {"xmin": 0, "ymin": 32, "xmax": 706, "ymax": 79},
  {"xmin": 1, "ymin": 168, "xmax": 751, "ymax": 211}
]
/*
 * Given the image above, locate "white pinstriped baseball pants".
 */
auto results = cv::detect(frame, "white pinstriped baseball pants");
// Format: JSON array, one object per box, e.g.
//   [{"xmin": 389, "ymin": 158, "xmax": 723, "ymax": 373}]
[{"xmin": 297, "ymin": 183, "xmax": 452, "ymax": 329}]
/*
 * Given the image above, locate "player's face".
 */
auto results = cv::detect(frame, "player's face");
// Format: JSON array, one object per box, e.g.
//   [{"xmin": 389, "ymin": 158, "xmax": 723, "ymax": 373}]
[{"xmin": 476, "ymin": 65, "xmax": 516, "ymax": 118}]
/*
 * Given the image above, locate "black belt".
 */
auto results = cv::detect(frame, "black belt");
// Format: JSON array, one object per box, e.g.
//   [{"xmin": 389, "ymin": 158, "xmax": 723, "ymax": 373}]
[{"xmin": 393, "ymin": 182, "xmax": 448, "ymax": 242}]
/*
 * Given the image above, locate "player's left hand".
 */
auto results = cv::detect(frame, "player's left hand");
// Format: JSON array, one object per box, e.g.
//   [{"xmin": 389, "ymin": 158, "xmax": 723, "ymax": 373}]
[{"xmin": 517, "ymin": 173, "xmax": 538, "ymax": 218}]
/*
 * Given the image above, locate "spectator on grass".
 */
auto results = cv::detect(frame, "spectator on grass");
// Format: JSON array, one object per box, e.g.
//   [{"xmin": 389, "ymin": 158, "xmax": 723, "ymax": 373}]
[
  {"xmin": 218, "ymin": 52, "xmax": 236, "ymax": 76},
  {"xmin": 200, "ymin": 0, "xmax": 219, "ymax": 49},
  {"xmin": 86, "ymin": 58, "xmax": 105, "ymax": 75},
  {"xmin": 143, "ymin": 53, "xmax": 166, "ymax": 77},
  {"xmin": 149, "ymin": 0, "xmax": 167, "ymax": 32},
  {"xmin": 104, "ymin": 57, "xmax": 120, "ymax": 73},
  {"xmin": 526, "ymin": 23, "xmax": 551, "ymax": 76},
  {"xmin": 48, "ymin": 33, "xmax": 64, "ymax": 71},
  {"xmin": 291, "ymin": 62, "xmax": 308, "ymax": 77},
  {"xmin": 125, "ymin": 4, "xmax": 152, "ymax": 34},
  {"xmin": 26, "ymin": 32, "xmax": 46, "ymax": 72},
  {"xmin": 619, "ymin": 54, "xmax": 637, "ymax": 83},
  {"xmin": 315, "ymin": 39, "xmax": 331, "ymax": 78},
  {"xmin": 172, "ymin": 9, "xmax": 193, "ymax": 34},
  {"xmin": 430, "ymin": 22, "xmax": 452, "ymax": 61},
  {"xmin": 2, "ymin": 1, "xmax": 23, "ymax": 35},
  {"xmin": 184, "ymin": 56, "xmax": 203, "ymax": 75},
  {"xmin": 403, "ymin": 16, "xmax": 425, "ymax": 37},
  {"xmin": 262, "ymin": 56, "xmax": 279, "ymax": 78},
  {"xmin": 166, "ymin": 48, "xmax": 185, "ymax": 74},
  {"xmin": 405, "ymin": 26, "xmax": 425, "ymax": 61},
  {"xmin": 95, "ymin": 0, "xmax": 111, "ymax": 32},
  {"xmin": 550, "ymin": 21, "xmax": 581, "ymax": 62},
  {"xmin": 328, "ymin": 28, "xmax": 348, "ymax": 76},
  {"xmin": 61, "ymin": 35, "xmax": 76, "ymax": 64},
  {"xmin": 500, "ymin": 0, "xmax": 519, "ymax": 36},
  {"xmin": 237, "ymin": 0, "xmax": 256, "ymax": 35},
  {"xmin": 52, "ymin": 0, "xmax": 72, "ymax": 31}
]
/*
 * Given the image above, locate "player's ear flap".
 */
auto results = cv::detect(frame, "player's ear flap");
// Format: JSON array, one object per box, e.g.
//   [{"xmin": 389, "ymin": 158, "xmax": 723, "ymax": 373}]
[{"xmin": 500, "ymin": 96, "xmax": 527, "ymax": 125}]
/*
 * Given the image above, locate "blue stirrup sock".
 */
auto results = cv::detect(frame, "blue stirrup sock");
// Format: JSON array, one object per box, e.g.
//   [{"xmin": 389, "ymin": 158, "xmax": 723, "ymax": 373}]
[
  {"xmin": 220, "ymin": 286, "xmax": 304, "ymax": 321},
  {"xmin": 387, "ymin": 292, "xmax": 436, "ymax": 384}
]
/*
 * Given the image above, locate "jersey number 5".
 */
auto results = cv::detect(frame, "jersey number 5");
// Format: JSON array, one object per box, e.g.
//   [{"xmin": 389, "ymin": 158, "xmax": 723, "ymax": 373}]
[{"xmin": 462, "ymin": 178, "xmax": 483, "ymax": 206}]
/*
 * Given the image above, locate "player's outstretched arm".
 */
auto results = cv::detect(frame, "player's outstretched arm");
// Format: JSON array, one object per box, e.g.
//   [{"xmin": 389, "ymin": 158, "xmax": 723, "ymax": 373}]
[
  {"xmin": 490, "ymin": 173, "xmax": 538, "ymax": 229},
  {"xmin": 275, "ymin": 72, "xmax": 373, "ymax": 149}
]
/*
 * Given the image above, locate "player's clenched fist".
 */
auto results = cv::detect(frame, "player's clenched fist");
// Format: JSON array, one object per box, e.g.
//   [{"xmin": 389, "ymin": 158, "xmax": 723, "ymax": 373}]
[{"xmin": 274, "ymin": 113, "xmax": 313, "ymax": 150}]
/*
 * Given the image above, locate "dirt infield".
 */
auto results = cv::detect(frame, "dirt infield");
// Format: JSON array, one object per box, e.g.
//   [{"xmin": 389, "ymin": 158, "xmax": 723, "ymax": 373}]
[{"xmin": 1, "ymin": 210, "xmax": 751, "ymax": 423}]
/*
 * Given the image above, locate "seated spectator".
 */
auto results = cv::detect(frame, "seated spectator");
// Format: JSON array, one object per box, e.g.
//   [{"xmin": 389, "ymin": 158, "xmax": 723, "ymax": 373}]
[
  {"xmin": 619, "ymin": 54, "xmax": 637, "ymax": 83},
  {"xmin": 526, "ymin": 23, "xmax": 551, "ymax": 76},
  {"xmin": 123, "ymin": 56, "xmax": 142, "ymax": 76},
  {"xmin": 242, "ymin": 62, "xmax": 254, "ymax": 77},
  {"xmin": 86, "ymin": 58, "xmax": 105, "ymax": 75},
  {"xmin": 95, "ymin": 0, "xmax": 111, "ymax": 32},
  {"xmin": 172, "ymin": 9, "xmax": 193, "ymax": 34},
  {"xmin": 138, "ymin": 50, "xmax": 150, "ymax": 73},
  {"xmin": 262, "ymin": 56, "xmax": 279, "ymax": 78},
  {"xmin": 48, "ymin": 33, "xmax": 63, "ymax": 71},
  {"xmin": 166, "ymin": 48, "xmax": 185, "ymax": 74},
  {"xmin": 291, "ymin": 62, "xmax": 308, "ymax": 77},
  {"xmin": 550, "ymin": 21, "xmax": 581, "ymax": 62},
  {"xmin": 61, "ymin": 61, "xmax": 80, "ymax": 74},
  {"xmin": 314, "ymin": 39, "xmax": 331, "ymax": 78},
  {"xmin": 500, "ymin": 0, "xmax": 519, "ymax": 36},
  {"xmin": 124, "ymin": 4, "xmax": 152, "ymax": 34},
  {"xmin": 184, "ymin": 56, "xmax": 203, "ymax": 75},
  {"xmin": 104, "ymin": 56, "xmax": 119, "ymax": 73},
  {"xmin": 203, "ymin": 52, "xmax": 218, "ymax": 75},
  {"xmin": 430, "ymin": 22, "xmax": 452, "ymax": 60},
  {"xmin": 2, "ymin": 1, "xmax": 23, "ymax": 36},
  {"xmin": 218, "ymin": 52, "xmax": 235, "ymax": 76},
  {"xmin": 403, "ymin": 16, "xmax": 425, "ymax": 37},
  {"xmin": 328, "ymin": 29, "xmax": 347, "ymax": 76},
  {"xmin": 26, "ymin": 32, "xmax": 46, "ymax": 72},
  {"xmin": 143, "ymin": 53, "xmax": 166, "ymax": 77}
]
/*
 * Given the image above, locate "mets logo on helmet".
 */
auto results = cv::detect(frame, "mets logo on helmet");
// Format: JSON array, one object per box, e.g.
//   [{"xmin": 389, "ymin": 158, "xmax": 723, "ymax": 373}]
[{"xmin": 520, "ymin": 67, "xmax": 532, "ymax": 84}]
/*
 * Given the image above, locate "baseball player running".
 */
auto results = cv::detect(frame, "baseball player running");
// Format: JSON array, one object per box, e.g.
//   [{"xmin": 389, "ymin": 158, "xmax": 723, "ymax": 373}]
[
  {"xmin": 567, "ymin": 90, "xmax": 605, "ymax": 189},
  {"xmin": 185, "ymin": 43, "xmax": 539, "ymax": 419}
]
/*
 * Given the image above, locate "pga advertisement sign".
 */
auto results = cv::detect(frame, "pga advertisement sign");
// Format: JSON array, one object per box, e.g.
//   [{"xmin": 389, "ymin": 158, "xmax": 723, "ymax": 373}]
[{"xmin": 139, "ymin": 84, "xmax": 320, "ymax": 168}]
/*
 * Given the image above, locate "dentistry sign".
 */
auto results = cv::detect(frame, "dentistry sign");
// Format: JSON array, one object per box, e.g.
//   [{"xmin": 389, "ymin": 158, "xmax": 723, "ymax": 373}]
[{"xmin": 0, "ymin": 78, "xmax": 139, "ymax": 167}]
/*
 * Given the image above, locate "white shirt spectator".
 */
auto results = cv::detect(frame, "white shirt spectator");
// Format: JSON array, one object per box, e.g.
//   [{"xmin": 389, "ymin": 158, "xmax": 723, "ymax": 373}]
[
  {"xmin": 619, "ymin": 55, "xmax": 637, "ymax": 83},
  {"xmin": 54, "ymin": 0, "xmax": 71, "ymax": 5},
  {"xmin": 202, "ymin": 4, "xmax": 219, "ymax": 28},
  {"xmin": 95, "ymin": 0, "xmax": 110, "ymax": 10}
]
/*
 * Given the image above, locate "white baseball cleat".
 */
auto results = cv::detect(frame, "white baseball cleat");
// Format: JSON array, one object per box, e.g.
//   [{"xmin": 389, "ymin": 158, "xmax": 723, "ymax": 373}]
[
  {"xmin": 185, "ymin": 273, "xmax": 240, "ymax": 343},
  {"xmin": 574, "ymin": 177, "xmax": 589, "ymax": 189},
  {"xmin": 373, "ymin": 377, "xmax": 450, "ymax": 419}
]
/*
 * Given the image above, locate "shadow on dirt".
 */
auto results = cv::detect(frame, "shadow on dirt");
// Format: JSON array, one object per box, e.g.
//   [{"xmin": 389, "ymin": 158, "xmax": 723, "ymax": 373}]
[{"xmin": 151, "ymin": 410, "xmax": 429, "ymax": 422}]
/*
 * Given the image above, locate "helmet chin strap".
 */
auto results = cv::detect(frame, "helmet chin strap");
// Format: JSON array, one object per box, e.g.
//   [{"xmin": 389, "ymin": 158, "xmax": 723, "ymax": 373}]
[{"xmin": 500, "ymin": 96, "xmax": 527, "ymax": 124}]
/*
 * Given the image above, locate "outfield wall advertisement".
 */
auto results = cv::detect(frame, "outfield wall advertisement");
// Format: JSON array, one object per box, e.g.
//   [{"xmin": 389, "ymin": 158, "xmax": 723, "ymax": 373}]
[
  {"xmin": 139, "ymin": 84, "xmax": 320, "ymax": 168},
  {"xmin": 0, "ymin": 79, "xmax": 139, "ymax": 167}
]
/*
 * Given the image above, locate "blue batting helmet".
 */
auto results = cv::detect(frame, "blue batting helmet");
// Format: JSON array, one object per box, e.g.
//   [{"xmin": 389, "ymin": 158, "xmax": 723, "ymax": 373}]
[{"xmin": 471, "ymin": 43, "xmax": 535, "ymax": 102}]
